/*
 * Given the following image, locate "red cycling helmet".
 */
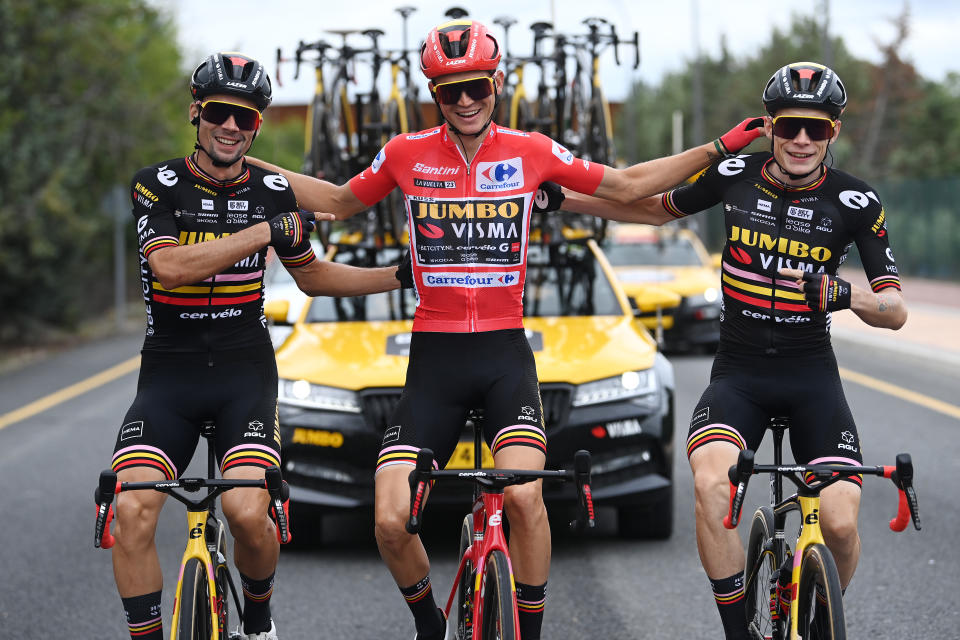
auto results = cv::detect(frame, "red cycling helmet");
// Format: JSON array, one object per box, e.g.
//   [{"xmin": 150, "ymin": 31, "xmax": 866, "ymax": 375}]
[{"xmin": 420, "ymin": 20, "xmax": 501, "ymax": 80}]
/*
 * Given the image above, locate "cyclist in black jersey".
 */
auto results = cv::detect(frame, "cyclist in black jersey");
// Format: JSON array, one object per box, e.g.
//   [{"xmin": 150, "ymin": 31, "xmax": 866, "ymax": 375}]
[
  {"xmin": 108, "ymin": 53, "xmax": 401, "ymax": 640},
  {"xmin": 560, "ymin": 62, "xmax": 907, "ymax": 639}
]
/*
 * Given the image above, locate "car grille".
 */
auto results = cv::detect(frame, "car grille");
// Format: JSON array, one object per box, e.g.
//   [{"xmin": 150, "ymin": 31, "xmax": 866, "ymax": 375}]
[
  {"xmin": 540, "ymin": 385, "xmax": 572, "ymax": 432},
  {"xmin": 359, "ymin": 389, "xmax": 403, "ymax": 432},
  {"xmin": 357, "ymin": 386, "xmax": 573, "ymax": 434}
]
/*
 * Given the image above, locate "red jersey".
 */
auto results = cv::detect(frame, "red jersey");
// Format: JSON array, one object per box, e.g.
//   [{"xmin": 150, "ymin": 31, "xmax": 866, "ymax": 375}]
[{"xmin": 349, "ymin": 123, "xmax": 604, "ymax": 332}]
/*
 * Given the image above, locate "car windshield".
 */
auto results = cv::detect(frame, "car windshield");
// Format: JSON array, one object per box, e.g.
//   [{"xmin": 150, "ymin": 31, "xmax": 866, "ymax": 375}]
[
  {"xmin": 602, "ymin": 234, "xmax": 703, "ymax": 267},
  {"xmin": 287, "ymin": 242, "xmax": 622, "ymax": 324}
]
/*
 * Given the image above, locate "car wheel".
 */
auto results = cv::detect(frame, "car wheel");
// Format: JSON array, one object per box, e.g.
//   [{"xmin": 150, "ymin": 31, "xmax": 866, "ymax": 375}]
[{"xmin": 616, "ymin": 486, "xmax": 673, "ymax": 540}]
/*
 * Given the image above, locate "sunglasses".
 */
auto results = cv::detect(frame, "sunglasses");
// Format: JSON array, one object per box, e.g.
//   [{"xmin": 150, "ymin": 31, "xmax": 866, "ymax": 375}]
[
  {"xmin": 771, "ymin": 115, "xmax": 836, "ymax": 141},
  {"xmin": 198, "ymin": 99, "xmax": 262, "ymax": 131},
  {"xmin": 431, "ymin": 76, "xmax": 495, "ymax": 105}
]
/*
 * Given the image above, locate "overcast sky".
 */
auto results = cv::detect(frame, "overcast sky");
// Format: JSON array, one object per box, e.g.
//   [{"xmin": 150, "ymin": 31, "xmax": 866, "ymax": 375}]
[{"xmin": 153, "ymin": 0, "xmax": 957, "ymax": 105}]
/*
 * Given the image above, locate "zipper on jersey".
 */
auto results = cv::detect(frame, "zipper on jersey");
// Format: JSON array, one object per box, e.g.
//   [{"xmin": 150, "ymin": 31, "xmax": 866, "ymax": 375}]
[
  {"xmin": 452, "ymin": 142, "xmax": 477, "ymax": 331},
  {"xmin": 769, "ymin": 187, "xmax": 787, "ymax": 355}
]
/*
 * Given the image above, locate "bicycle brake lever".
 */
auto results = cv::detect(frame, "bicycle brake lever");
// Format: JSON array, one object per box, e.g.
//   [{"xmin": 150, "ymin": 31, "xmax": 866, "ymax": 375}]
[
  {"xmin": 572, "ymin": 450, "xmax": 596, "ymax": 530},
  {"xmin": 406, "ymin": 448, "xmax": 434, "ymax": 534},
  {"xmin": 94, "ymin": 469, "xmax": 118, "ymax": 549},
  {"xmin": 723, "ymin": 449, "xmax": 754, "ymax": 529},
  {"xmin": 265, "ymin": 466, "xmax": 292, "ymax": 544}
]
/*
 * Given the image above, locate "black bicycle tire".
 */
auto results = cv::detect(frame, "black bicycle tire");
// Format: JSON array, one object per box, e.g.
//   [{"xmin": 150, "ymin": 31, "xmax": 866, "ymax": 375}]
[
  {"xmin": 480, "ymin": 550, "xmax": 517, "ymax": 640},
  {"xmin": 209, "ymin": 519, "xmax": 233, "ymax": 638},
  {"xmin": 176, "ymin": 557, "xmax": 212, "ymax": 640},
  {"xmin": 535, "ymin": 90, "xmax": 554, "ymax": 138},
  {"xmin": 796, "ymin": 543, "xmax": 846, "ymax": 640},
  {"xmin": 456, "ymin": 513, "xmax": 474, "ymax": 640},
  {"xmin": 306, "ymin": 94, "xmax": 326, "ymax": 178},
  {"xmin": 586, "ymin": 96, "xmax": 612, "ymax": 165},
  {"xmin": 744, "ymin": 506, "xmax": 780, "ymax": 640}
]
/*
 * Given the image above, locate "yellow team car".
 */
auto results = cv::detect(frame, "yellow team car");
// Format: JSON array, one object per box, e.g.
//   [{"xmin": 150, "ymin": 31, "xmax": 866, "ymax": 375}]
[
  {"xmin": 265, "ymin": 239, "xmax": 677, "ymax": 540},
  {"xmin": 601, "ymin": 223, "xmax": 721, "ymax": 352}
]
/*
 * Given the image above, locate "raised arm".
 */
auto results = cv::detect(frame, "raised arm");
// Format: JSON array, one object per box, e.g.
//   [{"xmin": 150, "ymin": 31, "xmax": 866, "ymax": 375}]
[
  {"xmin": 246, "ymin": 156, "xmax": 367, "ymax": 219},
  {"xmin": 591, "ymin": 118, "xmax": 765, "ymax": 203},
  {"xmin": 851, "ymin": 287, "xmax": 907, "ymax": 329}
]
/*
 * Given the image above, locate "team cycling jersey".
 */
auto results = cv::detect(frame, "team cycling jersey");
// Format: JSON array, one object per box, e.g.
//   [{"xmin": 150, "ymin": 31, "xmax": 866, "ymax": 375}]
[
  {"xmin": 349, "ymin": 123, "xmax": 604, "ymax": 332},
  {"xmin": 662, "ymin": 152, "xmax": 901, "ymax": 355},
  {"xmin": 131, "ymin": 155, "xmax": 316, "ymax": 352}
]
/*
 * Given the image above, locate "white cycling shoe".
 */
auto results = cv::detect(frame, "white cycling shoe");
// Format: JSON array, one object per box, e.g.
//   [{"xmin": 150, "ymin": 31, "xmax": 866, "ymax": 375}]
[{"xmin": 235, "ymin": 619, "xmax": 278, "ymax": 640}]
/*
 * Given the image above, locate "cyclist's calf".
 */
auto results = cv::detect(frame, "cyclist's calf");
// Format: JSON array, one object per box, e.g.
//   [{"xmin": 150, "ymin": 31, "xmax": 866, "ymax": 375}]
[{"xmin": 818, "ymin": 481, "xmax": 862, "ymax": 586}]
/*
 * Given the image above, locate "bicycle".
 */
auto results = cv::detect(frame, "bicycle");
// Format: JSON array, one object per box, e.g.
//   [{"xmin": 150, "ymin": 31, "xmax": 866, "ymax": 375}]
[
  {"xmin": 723, "ymin": 417, "xmax": 921, "ymax": 640},
  {"xmin": 405, "ymin": 411, "xmax": 596, "ymax": 640},
  {"xmin": 94, "ymin": 420, "xmax": 292, "ymax": 640}
]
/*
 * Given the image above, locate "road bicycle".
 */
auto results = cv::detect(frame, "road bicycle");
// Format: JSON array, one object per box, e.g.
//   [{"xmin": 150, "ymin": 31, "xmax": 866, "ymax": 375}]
[
  {"xmin": 405, "ymin": 412, "xmax": 596, "ymax": 640},
  {"xmin": 724, "ymin": 417, "xmax": 921, "ymax": 640},
  {"xmin": 94, "ymin": 421, "xmax": 292, "ymax": 640},
  {"xmin": 493, "ymin": 16, "xmax": 535, "ymax": 132}
]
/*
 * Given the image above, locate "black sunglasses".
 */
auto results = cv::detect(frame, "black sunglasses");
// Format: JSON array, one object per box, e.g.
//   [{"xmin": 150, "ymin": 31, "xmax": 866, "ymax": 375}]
[
  {"xmin": 199, "ymin": 100, "xmax": 262, "ymax": 131},
  {"xmin": 771, "ymin": 115, "xmax": 835, "ymax": 141},
  {"xmin": 432, "ymin": 76, "xmax": 495, "ymax": 105}
]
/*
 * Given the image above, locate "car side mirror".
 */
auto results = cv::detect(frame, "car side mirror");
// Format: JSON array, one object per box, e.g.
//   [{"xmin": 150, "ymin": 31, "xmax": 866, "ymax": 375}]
[{"xmin": 264, "ymin": 299, "xmax": 291, "ymax": 325}]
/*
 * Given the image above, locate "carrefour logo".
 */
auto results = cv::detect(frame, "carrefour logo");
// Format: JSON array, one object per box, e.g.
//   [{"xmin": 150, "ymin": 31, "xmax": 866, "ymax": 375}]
[
  {"xmin": 423, "ymin": 271, "xmax": 520, "ymax": 287},
  {"xmin": 476, "ymin": 158, "xmax": 524, "ymax": 191}
]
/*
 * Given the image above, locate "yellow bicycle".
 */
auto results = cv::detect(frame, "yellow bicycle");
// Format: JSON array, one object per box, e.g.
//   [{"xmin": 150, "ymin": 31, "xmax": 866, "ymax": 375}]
[
  {"xmin": 94, "ymin": 421, "xmax": 292, "ymax": 640},
  {"xmin": 724, "ymin": 418, "xmax": 921, "ymax": 640}
]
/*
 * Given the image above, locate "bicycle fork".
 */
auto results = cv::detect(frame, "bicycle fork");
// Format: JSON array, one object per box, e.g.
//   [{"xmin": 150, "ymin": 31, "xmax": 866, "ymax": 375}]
[{"xmin": 171, "ymin": 510, "xmax": 221, "ymax": 640}]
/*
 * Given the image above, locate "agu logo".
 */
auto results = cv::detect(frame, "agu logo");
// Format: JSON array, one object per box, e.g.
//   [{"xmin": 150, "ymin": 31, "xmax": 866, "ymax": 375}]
[{"xmin": 476, "ymin": 158, "xmax": 524, "ymax": 191}]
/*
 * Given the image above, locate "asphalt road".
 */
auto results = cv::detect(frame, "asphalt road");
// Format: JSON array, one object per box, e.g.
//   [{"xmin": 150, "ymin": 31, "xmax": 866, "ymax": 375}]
[{"xmin": 0, "ymin": 332, "xmax": 956, "ymax": 639}]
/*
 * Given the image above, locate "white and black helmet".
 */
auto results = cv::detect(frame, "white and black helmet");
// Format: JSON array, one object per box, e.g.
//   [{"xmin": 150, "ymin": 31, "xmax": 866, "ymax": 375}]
[
  {"xmin": 190, "ymin": 52, "xmax": 272, "ymax": 111},
  {"xmin": 762, "ymin": 62, "xmax": 846, "ymax": 119}
]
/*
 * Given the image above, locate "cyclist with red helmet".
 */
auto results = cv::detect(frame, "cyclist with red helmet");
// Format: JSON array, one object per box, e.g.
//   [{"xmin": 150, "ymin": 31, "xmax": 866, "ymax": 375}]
[
  {"xmin": 250, "ymin": 21, "xmax": 764, "ymax": 640},
  {"xmin": 561, "ymin": 61, "xmax": 908, "ymax": 639},
  {"xmin": 106, "ymin": 52, "xmax": 401, "ymax": 640}
]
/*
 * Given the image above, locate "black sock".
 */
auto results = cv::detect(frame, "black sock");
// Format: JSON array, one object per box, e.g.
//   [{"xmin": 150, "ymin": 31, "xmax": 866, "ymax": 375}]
[
  {"xmin": 400, "ymin": 575, "xmax": 444, "ymax": 637},
  {"xmin": 121, "ymin": 590, "xmax": 163, "ymax": 639},
  {"xmin": 710, "ymin": 572, "xmax": 750, "ymax": 640},
  {"xmin": 240, "ymin": 571, "xmax": 275, "ymax": 634},
  {"xmin": 516, "ymin": 581, "xmax": 547, "ymax": 640}
]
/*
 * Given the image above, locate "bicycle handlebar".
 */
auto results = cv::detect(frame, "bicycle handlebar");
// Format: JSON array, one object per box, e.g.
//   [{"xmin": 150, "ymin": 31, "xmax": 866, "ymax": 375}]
[
  {"xmin": 93, "ymin": 465, "xmax": 293, "ymax": 548},
  {"xmin": 722, "ymin": 450, "xmax": 922, "ymax": 532},
  {"xmin": 404, "ymin": 448, "xmax": 596, "ymax": 534}
]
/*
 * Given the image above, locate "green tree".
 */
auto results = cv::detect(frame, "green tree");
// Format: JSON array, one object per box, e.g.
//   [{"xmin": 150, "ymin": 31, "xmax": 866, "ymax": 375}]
[{"xmin": 0, "ymin": 0, "xmax": 190, "ymax": 343}]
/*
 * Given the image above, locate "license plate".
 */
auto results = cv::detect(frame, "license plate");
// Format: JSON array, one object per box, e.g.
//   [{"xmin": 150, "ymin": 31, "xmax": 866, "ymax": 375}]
[{"xmin": 445, "ymin": 441, "xmax": 495, "ymax": 469}]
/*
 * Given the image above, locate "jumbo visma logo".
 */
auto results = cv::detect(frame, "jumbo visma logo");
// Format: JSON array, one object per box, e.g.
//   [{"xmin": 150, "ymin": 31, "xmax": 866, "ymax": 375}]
[{"xmin": 476, "ymin": 158, "xmax": 524, "ymax": 191}]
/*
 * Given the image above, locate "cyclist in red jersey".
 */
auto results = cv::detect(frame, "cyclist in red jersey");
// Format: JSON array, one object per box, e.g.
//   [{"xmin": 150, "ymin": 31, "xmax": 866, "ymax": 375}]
[{"xmin": 249, "ymin": 20, "xmax": 764, "ymax": 640}]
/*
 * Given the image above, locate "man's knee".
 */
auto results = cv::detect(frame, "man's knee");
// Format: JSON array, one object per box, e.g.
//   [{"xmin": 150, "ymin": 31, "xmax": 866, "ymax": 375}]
[
  {"xmin": 691, "ymin": 445, "xmax": 739, "ymax": 517},
  {"xmin": 222, "ymin": 490, "xmax": 270, "ymax": 544},
  {"xmin": 503, "ymin": 482, "xmax": 545, "ymax": 528}
]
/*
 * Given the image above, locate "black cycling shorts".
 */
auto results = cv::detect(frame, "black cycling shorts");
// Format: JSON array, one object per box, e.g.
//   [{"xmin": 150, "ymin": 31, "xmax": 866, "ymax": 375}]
[
  {"xmin": 376, "ymin": 329, "xmax": 546, "ymax": 473},
  {"xmin": 685, "ymin": 347, "xmax": 864, "ymax": 485},
  {"xmin": 111, "ymin": 345, "xmax": 281, "ymax": 479}
]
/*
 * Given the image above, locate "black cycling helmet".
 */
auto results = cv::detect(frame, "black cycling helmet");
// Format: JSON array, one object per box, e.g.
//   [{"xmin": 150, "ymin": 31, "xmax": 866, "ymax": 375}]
[
  {"xmin": 190, "ymin": 52, "xmax": 272, "ymax": 111},
  {"xmin": 762, "ymin": 62, "xmax": 846, "ymax": 119}
]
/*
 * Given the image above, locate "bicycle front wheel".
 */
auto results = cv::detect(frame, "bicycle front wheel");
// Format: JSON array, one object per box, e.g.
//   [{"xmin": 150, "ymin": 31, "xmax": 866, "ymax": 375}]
[
  {"xmin": 176, "ymin": 557, "xmax": 212, "ymax": 639},
  {"xmin": 456, "ymin": 514, "xmax": 474, "ymax": 640},
  {"xmin": 796, "ymin": 544, "xmax": 845, "ymax": 640},
  {"xmin": 480, "ymin": 550, "xmax": 517, "ymax": 640},
  {"xmin": 744, "ymin": 506, "xmax": 779, "ymax": 640}
]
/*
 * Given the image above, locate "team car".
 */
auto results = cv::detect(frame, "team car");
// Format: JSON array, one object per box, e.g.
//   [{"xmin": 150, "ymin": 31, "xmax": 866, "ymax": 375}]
[
  {"xmin": 265, "ymin": 238, "xmax": 676, "ymax": 539},
  {"xmin": 601, "ymin": 222, "xmax": 722, "ymax": 352}
]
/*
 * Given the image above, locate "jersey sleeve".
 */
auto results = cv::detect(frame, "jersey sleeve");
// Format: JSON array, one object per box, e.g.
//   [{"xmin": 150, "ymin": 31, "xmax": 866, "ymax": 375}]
[
  {"xmin": 533, "ymin": 133, "xmax": 605, "ymax": 193},
  {"xmin": 265, "ymin": 173, "xmax": 318, "ymax": 269},
  {"xmin": 131, "ymin": 166, "xmax": 180, "ymax": 259},
  {"xmin": 660, "ymin": 157, "xmax": 736, "ymax": 219},
  {"xmin": 348, "ymin": 137, "xmax": 402, "ymax": 206},
  {"xmin": 851, "ymin": 191, "xmax": 901, "ymax": 292}
]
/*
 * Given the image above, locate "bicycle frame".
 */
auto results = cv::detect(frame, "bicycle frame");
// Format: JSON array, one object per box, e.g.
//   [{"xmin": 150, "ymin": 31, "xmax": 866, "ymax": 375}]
[{"xmin": 169, "ymin": 508, "xmax": 226, "ymax": 639}]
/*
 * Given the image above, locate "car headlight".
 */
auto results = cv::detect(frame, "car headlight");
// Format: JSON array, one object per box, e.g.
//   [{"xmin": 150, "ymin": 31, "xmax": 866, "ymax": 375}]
[
  {"xmin": 278, "ymin": 379, "xmax": 361, "ymax": 413},
  {"xmin": 572, "ymin": 370, "xmax": 658, "ymax": 407},
  {"xmin": 686, "ymin": 288, "xmax": 719, "ymax": 307}
]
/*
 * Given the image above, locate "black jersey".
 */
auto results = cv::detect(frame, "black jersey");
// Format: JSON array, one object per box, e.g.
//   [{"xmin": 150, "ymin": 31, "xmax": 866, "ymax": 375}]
[
  {"xmin": 131, "ymin": 155, "xmax": 316, "ymax": 352},
  {"xmin": 661, "ymin": 152, "xmax": 901, "ymax": 355}
]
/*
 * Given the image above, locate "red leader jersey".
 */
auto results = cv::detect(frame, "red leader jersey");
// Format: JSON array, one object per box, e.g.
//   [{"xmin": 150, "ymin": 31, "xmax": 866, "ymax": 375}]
[{"xmin": 349, "ymin": 123, "xmax": 604, "ymax": 332}]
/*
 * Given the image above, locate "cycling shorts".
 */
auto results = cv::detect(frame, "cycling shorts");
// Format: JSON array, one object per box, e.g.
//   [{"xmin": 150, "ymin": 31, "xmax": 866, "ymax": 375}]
[
  {"xmin": 685, "ymin": 347, "xmax": 864, "ymax": 486},
  {"xmin": 376, "ymin": 329, "xmax": 547, "ymax": 473},
  {"xmin": 111, "ymin": 345, "xmax": 281, "ymax": 480}
]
